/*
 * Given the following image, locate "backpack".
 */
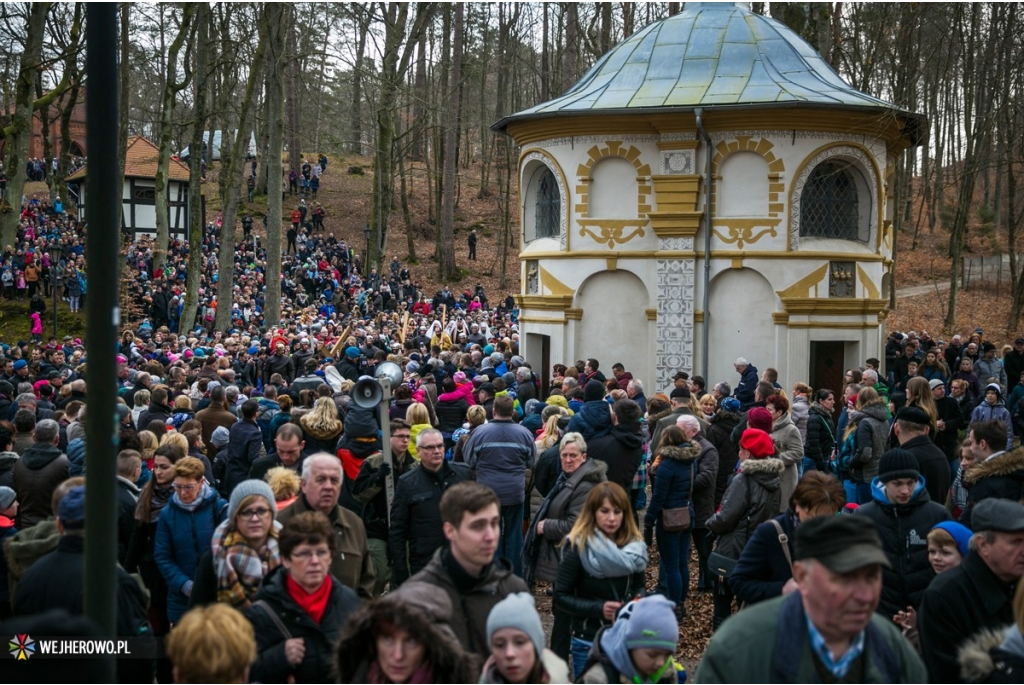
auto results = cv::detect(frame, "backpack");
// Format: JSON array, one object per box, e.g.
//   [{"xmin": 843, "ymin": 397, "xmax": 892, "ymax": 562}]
[{"xmin": 831, "ymin": 427, "xmax": 858, "ymax": 479}]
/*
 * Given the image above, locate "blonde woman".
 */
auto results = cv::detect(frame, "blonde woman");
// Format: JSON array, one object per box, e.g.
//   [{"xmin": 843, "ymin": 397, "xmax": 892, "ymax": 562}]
[
  {"xmin": 132, "ymin": 389, "xmax": 151, "ymax": 428},
  {"xmin": 453, "ymin": 404, "xmax": 487, "ymax": 463},
  {"xmin": 791, "ymin": 382, "xmax": 812, "ymax": 442},
  {"xmin": 553, "ymin": 482, "xmax": 647, "ymax": 677},
  {"xmin": 299, "ymin": 396, "xmax": 344, "ymax": 454},
  {"xmin": 699, "ymin": 394, "xmax": 717, "ymax": 420},
  {"xmin": 405, "ymin": 402, "xmax": 431, "ymax": 460},
  {"xmin": 163, "ymin": 429, "xmax": 214, "ymax": 484}
]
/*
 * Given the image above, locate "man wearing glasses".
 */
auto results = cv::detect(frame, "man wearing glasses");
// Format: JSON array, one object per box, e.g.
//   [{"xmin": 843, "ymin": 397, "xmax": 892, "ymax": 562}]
[
  {"xmin": 352, "ymin": 419, "xmax": 419, "ymax": 596},
  {"xmin": 389, "ymin": 428, "xmax": 470, "ymax": 586}
]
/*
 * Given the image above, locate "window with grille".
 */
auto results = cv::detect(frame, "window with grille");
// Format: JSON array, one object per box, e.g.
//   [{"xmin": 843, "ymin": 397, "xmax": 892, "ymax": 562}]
[
  {"xmin": 799, "ymin": 161, "xmax": 864, "ymax": 241},
  {"xmin": 535, "ymin": 168, "xmax": 559, "ymax": 239}
]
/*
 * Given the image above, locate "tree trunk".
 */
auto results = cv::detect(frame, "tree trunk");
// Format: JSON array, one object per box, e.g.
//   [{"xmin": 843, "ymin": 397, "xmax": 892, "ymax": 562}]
[
  {"xmin": 153, "ymin": 4, "xmax": 197, "ymax": 275},
  {"xmin": 264, "ymin": 3, "xmax": 287, "ymax": 327},
  {"xmin": 1, "ymin": 3, "xmax": 51, "ymax": 247},
  {"xmin": 369, "ymin": 3, "xmax": 434, "ymax": 274},
  {"xmin": 564, "ymin": 3, "xmax": 578, "ymax": 93},
  {"xmin": 350, "ymin": 5, "xmax": 371, "ymax": 155},
  {"xmin": 412, "ymin": 29, "xmax": 427, "ymax": 161},
  {"xmin": 438, "ymin": 3, "xmax": 462, "ymax": 281},
  {"xmin": 285, "ymin": 19, "xmax": 301, "ymax": 173},
  {"xmin": 181, "ymin": 3, "xmax": 211, "ymax": 334},
  {"xmin": 397, "ymin": 151, "xmax": 416, "ymax": 262},
  {"xmin": 541, "ymin": 4, "xmax": 550, "ymax": 100},
  {"xmin": 215, "ymin": 20, "xmax": 267, "ymax": 333}
]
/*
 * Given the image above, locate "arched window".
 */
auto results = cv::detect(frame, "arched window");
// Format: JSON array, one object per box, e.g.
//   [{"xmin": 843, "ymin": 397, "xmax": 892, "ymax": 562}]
[
  {"xmin": 799, "ymin": 161, "xmax": 865, "ymax": 241},
  {"xmin": 535, "ymin": 168, "xmax": 559, "ymax": 239}
]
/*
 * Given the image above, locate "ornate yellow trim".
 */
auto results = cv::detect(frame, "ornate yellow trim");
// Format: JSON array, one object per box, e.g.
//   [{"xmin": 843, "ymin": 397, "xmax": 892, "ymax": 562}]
[
  {"xmin": 780, "ymin": 297, "xmax": 889, "ymax": 316},
  {"xmin": 519, "ymin": 315, "xmax": 567, "ymax": 325},
  {"xmin": 503, "ymin": 110, "xmax": 913, "ymax": 148},
  {"xmin": 777, "ymin": 265, "xmax": 830, "ymax": 299},
  {"xmin": 710, "ymin": 136, "xmax": 785, "ymax": 221},
  {"xmin": 575, "ymin": 141, "xmax": 652, "ymax": 222},
  {"xmin": 518, "ymin": 148, "xmax": 573, "ymax": 252},
  {"xmin": 731, "ymin": 258, "xmax": 743, "ymax": 269},
  {"xmin": 577, "ymin": 219, "xmax": 647, "ymax": 247},
  {"xmin": 711, "ymin": 220, "xmax": 781, "ymax": 248},
  {"xmin": 606, "ymin": 257, "xmax": 618, "ymax": 271},
  {"xmin": 786, "ymin": 321, "xmax": 882, "ymax": 330},
  {"xmin": 856, "ymin": 264, "xmax": 880, "ymax": 300},
  {"xmin": 772, "ymin": 312, "xmax": 790, "ymax": 324},
  {"xmin": 645, "ymin": 308, "xmax": 657, "ymax": 321},
  {"xmin": 518, "ymin": 250, "xmax": 885, "ymax": 261},
  {"xmin": 712, "ymin": 250, "xmax": 885, "ymax": 262},
  {"xmin": 565, "ymin": 308, "xmax": 584, "ymax": 320},
  {"xmin": 538, "ymin": 266, "xmax": 573, "ymax": 296},
  {"xmin": 518, "ymin": 295, "xmax": 574, "ymax": 311},
  {"xmin": 694, "ymin": 310, "xmax": 704, "ymax": 323}
]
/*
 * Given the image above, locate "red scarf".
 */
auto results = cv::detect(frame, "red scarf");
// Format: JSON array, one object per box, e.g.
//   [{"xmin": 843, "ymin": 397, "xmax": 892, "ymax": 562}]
[{"xmin": 286, "ymin": 573, "xmax": 332, "ymax": 625}]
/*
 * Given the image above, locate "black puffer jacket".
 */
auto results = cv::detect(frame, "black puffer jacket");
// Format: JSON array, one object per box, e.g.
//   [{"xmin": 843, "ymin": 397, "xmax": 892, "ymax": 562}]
[
  {"xmin": 587, "ymin": 422, "xmax": 644, "ymax": 494},
  {"xmin": 707, "ymin": 410, "xmax": 741, "ymax": 508},
  {"xmin": 855, "ymin": 477, "xmax": 950, "ymax": 618},
  {"xmin": 388, "ymin": 460, "xmax": 471, "ymax": 585},
  {"xmin": 802, "ymin": 403, "xmax": 836, "ymax": 471},
  {"xmin": 692, "ymin": 437, "xmax": 720, "ymax": 528},
  {"xmin": 434, "ymin": 395, "xmax": 469, "ymax": 434},
  {"xmin": 245, "ymin": 566, "xmax": 361, "ymax": 684},
  {"xmin": 961, "ymin": 447, "xmax": 1024, "ymax": 525},
  {"xmin": 553, "ymin": 543, "xmax": 645, "ymax": 641},
  {"xmin": 706, "ymin": 457, "xmax": 784, "ymax": 559}
]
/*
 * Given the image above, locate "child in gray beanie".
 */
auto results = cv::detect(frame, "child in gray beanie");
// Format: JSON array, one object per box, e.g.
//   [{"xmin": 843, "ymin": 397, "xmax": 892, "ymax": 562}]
[
  {"xmin": 579, "ymin": 594, "xmax": 683, "ymax": 683},
  {"xmin": 481, "ymin": 592, "xmax": 570, "ymax": 683}
]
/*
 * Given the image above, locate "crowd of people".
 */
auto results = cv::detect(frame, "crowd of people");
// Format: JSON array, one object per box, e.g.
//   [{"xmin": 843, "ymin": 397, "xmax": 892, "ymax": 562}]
[{"xmin": 0, "ymin": 174, "xmax": 1022, "ymax": 683}]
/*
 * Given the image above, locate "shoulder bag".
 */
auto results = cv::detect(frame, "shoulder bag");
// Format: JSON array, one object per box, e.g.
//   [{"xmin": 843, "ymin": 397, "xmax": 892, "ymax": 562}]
[{"xmin": 661, "ymin": 462, "xmax": 695, "ymax": 533}]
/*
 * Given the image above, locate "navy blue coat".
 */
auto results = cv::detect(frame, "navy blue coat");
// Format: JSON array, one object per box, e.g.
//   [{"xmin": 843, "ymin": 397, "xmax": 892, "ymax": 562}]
[
  {"xmin": 154, "ymin": 486, "xmax": 227, "ymax": 622},
  {"xmin": 644, "ymin": 442, "xmax": 699, "ymax": 529},
  {"xmin": 731, "ymin": 512, "xmax": 797, "ymax": 606}
]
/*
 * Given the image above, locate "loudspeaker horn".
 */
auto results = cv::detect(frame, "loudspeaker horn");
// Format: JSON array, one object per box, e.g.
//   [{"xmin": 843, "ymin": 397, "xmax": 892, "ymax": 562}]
[{"xmin": 352, "ymin": 377, "xmax": 382, "ymax": 409}]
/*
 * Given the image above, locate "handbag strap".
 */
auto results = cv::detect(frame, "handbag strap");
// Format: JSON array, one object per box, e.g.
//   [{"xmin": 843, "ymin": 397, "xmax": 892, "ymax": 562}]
[
  {"xmin": 770, "ymin": 519, "xmax": 794, "ymax": 573},
  {"xmin": 252, "ymin": 600, "xmax": 293, "ymax": 641}
]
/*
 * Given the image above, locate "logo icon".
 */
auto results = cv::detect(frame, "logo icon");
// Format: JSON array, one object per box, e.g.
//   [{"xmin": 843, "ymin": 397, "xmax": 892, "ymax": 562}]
[{"xmin": 9, "ymin": 634, "xmax": 34, "ymax": 660}]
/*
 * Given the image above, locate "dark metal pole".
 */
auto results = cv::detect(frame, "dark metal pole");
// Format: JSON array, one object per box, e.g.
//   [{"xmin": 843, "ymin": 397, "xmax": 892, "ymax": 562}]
[
  {"xmin": 83, "ymin": 6, "xmax": 120, "ymax": 676},
  {"xmin": 52, "ymin": 260, "xmax": 57, "ymax": 339}
]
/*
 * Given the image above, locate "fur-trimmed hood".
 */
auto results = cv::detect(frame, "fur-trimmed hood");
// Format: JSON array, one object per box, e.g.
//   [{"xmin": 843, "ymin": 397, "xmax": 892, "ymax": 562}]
[
  {"xmin": 740, "ymin": 456, "xmax": 786, "ymax": 478},
  {"xmin": 574, "ymin": 456, "xmax": 609, "ymax": 483},
  {"xmin": 964, "ymin": 447, "xmax": 1024, "ymax": 486},
  {"xmin": 335, "ymin": 592, "xmax": 480, "ymax": 683},
  {"xmin": 958, "ymin": 626, "xmax": 1021, "ymax": 683},
  {"xmin": 298, "ymin": 413, "xmax": 344, "ymax": 441},
  {"xmin": 658, "ymin": 442, "xmax": 701, "ymax": 463}
]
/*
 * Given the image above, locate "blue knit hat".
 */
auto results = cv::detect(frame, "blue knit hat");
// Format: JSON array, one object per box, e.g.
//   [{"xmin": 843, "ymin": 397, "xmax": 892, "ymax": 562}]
[
  {"xmin": 932, "ymin": 521, "xmax": 972, "ymax": 557},
  {"xmin": 58, "ymin": 485, "xmax": 86, "ymax": 529}
]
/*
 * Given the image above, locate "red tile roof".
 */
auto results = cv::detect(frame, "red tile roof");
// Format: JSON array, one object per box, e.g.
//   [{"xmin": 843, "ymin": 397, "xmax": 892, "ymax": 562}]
[{"xmin": 67, "ymin": 135, "xmax": 190, "ymax": 182}]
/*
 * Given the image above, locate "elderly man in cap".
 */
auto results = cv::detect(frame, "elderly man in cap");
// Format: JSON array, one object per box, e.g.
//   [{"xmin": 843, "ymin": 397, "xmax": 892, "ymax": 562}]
[
  {"xmin": 918, "ymin": 499, "xmax": 1024, "ymax": 683},
  {"xmin": 696, "ymin": 516, "xmax": 925, "ymax": 683},
  {"xmin": 892, "ymin": 405, "xmax": 951, "ymax": 504}
]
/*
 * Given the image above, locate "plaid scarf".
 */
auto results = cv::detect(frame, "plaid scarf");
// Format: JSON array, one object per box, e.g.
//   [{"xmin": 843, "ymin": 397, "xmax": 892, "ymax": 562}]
[{"xmin": 212, "ymin": 518, "xmax": 282, "ymax": 608}]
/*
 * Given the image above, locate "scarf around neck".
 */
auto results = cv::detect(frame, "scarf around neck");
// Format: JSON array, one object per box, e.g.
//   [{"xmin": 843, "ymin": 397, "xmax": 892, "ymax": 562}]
[
  {"xmin": 140, "ymin": 483, "xmax": 173, "ymax": 523},
  {"xmin": 173, "ymin": 481, "xmax": 212, "ymax": 511},
  {"xmin": 579, "ymin": 530, "xmax": 649, "ymax": 579},
  {"xmin": 286, "ymin": 572, "xmax": 332, "ymax": 624},
  {"xmin": 212, "ymin": 518, "xmax": 282, "ymax": 608}
]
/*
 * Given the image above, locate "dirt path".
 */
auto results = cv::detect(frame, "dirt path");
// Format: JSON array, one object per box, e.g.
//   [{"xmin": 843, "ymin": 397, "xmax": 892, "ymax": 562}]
[{"xmin": 895, "ymin": 280, "xmax": 950, "ymax": 299}]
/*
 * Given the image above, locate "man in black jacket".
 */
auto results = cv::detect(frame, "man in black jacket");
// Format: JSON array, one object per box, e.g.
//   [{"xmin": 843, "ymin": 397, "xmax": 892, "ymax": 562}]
[
  {"xmin": 586, "ymin": 399, "xmax": 644, "ymax": 500},
  {"xmin": 249, "ymin": 424, "xmax": 308, "ymax": 482},
  {"xmin": 918, "ymin": 499, "xmax": 1024, "ymax": 683},
  {"xmin": 961, "ymin": 419, "xmax": 1024, "ymax": 525},
  {"xmin": 931, "ymin": 379, "xmax": 966, "ymax": 463},
  {"xmin": 115, "ymin": 450, "xmax": 142, "ymax": 565},
  {"xmin": 262, "ymin": 342, "xmax": 295, "ymax": 385},
  {"xmin": 893, "ymin": 407, "xmax": 950, "ymax": 505},
  {"xmin": 352, "ymin": 419, "xmax": 417, "ymax": 595},
  {"xmin": 388, "ymin": 428, "xmax": 469, "ymax": 585}
]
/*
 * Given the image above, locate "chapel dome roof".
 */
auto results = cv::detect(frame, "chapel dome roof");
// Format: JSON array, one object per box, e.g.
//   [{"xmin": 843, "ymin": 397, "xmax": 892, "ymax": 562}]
[{"xmin": 496, "ymin": 2, "xmax": 922, "ymax": 137}]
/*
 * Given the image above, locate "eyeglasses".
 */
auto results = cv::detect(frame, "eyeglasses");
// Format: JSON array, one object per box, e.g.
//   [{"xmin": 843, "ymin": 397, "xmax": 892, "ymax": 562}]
[
  {"xmin": 420, "ymin": 443, "xmax": 444, "ymax": 451},
  {"xmin": 392, "ymin": 434, "xmax": 411, "ymax": 441},
  {"xmin": 239, "ymin": 507, "xmax": 272, "ymax": 520},
  {"xmin": 173, "ymin": 483, "xmax": 198, "ymax": 492},
  {"xmin": 291, "ymin": 549, "xmax": 331, "ymax": 561}
]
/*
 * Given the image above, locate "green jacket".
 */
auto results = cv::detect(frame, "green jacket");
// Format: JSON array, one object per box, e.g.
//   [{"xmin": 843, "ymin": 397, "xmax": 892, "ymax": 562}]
[{"xmin": 695, "ymin": 592, "xmax": 926, "ymax": 683}]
